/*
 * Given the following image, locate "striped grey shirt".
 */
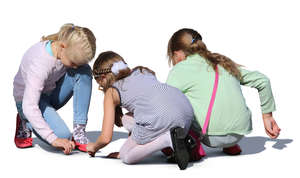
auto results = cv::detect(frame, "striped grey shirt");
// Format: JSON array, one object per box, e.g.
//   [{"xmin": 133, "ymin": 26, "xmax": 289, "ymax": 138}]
[{"xmin": 113, "ymin": 69, "xmax": 194, "ymax": 144}]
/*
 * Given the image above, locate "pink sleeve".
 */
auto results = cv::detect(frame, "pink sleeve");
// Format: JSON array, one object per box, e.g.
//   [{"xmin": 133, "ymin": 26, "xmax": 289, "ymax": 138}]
[{"xmin": 22, "ymin": 67, "xmax": 58, "ymax": 144}]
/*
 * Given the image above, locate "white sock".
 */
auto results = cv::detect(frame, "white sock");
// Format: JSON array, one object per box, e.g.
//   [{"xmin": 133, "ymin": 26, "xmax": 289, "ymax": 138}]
[{"xmin": 73, "ymin": 124, "xmax": 89, "ymax": 144}]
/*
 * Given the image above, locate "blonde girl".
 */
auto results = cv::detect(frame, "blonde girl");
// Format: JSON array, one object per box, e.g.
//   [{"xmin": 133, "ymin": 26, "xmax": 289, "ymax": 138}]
[{"xmin": 13, "ymin": 23, "xmax": 96, "ymax": 154}]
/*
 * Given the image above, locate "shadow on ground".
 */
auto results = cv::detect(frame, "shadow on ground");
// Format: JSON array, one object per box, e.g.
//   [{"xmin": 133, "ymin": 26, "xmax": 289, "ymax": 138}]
[
  {"xmin": 33, "ymin": 131, "xmax": 128, "ymax": 154},
  {"xmin": 33, "ymin": 134, "xmax": 293, "ymax": 166},
  {"xmin": 203, "ymin": 136, "xmax": 293, "ymax": 157}
]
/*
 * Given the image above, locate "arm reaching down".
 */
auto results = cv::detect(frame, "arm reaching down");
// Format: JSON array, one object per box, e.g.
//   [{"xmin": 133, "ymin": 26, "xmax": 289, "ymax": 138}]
[
  {"xmin": 87, "ymin": 88, "xmax": 120, "ymax": 156},
  {"xmin": 240, "ymin": 68, "xmax": 280, "ymax": 138}
]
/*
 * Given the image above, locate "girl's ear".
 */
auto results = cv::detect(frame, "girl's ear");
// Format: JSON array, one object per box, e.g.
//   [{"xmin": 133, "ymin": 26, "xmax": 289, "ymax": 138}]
[
  {"xmin": 95, "ymin": 74, "xmax": 106, "ymax": 83},
  {"xmin": 173, "ymin": 50, "xmax": 186, "ymax": 65},
  {"xmin": 59, "ymin": 42, "xmax": 67, "ymax": 49},
  {"xmin": 175, "ymin": 50, "xmax": 186, "ymax": 61}
]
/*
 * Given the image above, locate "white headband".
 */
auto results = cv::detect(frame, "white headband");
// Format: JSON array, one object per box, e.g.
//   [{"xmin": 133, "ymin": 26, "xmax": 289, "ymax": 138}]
[{"xmin": 111, "ymin": 61, "xmax": 128, "ymax": 75}]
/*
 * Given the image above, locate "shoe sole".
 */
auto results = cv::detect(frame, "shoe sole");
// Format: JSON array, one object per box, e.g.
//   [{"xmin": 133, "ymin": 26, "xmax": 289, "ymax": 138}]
[
  {"xmin": 223, "ymin": 144, "xmax": 242, "ymax": 155},
  {"xmin": 14, "ymin": 138, "xmax": 33, "ymax": 148},
  {"xmin": 170, "ymin": 127, "xmax": 189, "ymax": 170}
]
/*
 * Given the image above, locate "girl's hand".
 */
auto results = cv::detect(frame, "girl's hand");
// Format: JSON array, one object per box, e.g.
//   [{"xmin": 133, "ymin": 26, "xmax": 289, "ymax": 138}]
[
  {"xmin": 51, "ymin": 138, "xmax": 75, "ymax": 155},
  {"xmin": 263, "ymin": 113, "xmax": 281, "ymax": 139},
  {"xmin": 106, "ymin": 152, "xmax": 120, "ymax": 159},
  {"xmin": 86, "ymin": 142, "xmax": 97, "ymax": 157}
]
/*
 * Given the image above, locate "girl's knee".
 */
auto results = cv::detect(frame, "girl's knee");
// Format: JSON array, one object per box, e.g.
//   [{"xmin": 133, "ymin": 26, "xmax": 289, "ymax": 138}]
[
  {"xmin": 55, "ymin": 129, "xmax": 72, "ymax": 139},
  {"xmin": 75, "ymin": 64, "xmax": 92, "ymax": 77},
  {"xmin": 67, "ymin": 64, "xmax": 92, "ymax": 81},
  {"xmin": 121, "ymin": 155, "xmax": 136, "ymax": 165},
  {"xmin": 119, "ymin": 149, "xmax": 135, "ymax": 164}
]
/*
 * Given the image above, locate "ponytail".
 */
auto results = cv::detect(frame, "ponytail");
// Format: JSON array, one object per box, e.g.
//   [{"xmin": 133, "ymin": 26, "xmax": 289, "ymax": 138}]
[{"xmin": 168, "ymin": 28, "xmax": 241, "ymax": 80}]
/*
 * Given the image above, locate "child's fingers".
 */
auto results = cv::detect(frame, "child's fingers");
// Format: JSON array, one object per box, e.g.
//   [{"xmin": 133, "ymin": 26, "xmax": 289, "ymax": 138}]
[
  {"xmin": 264, "ymin": 118, "xmax": 280, "ymax": 138},
  {"xmin": 272, "ymin": 120, "xmax": 281, "ymax": 132},
  {"xmin": 88, "ymin": 151, "xmax": 95, "ymax": 157},
  {"xmin": 64, "ymin": 146, "xmax": 71, "ymax": 155},
  {"xmin": 63, "ymin": 143, "xmax": 74, "ymax": 155},
  {"xmin": 265, "ymin": 129, "xmax": 274, "ymax": 138},
  {"xmin": 266, "ymin": 128, "xmax": 279, "ymax": 139},
  {"xmin": 70, "ymin": 141, "xmax": 75, "ymax": 149},
  {"xmin": 106, "ymin": 152, "xmax": 120, "ymax": 159},
  {"xmin": 265, "ymin": 121, "xmax": 274, "ymax": 134},
  {"xmin": 271, "ymin": 120, "xmax": 281, "ymax": 137},
  {"xmin": 265, "ymin": 125, "xmax": 276, "ymax": 138},
  {"xmin": 273, "ymin": 126, "xmax": 280, "ymax": 135},
  {"xmin": 63, "ymin": 147, "xmax": 69, "ymax": 155}
]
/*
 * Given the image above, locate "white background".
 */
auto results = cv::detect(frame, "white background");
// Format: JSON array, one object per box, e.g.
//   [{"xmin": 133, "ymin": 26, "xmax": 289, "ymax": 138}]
[{"xmin": 0, "ymin": 0, "xmax": 299, "ymax": 177}]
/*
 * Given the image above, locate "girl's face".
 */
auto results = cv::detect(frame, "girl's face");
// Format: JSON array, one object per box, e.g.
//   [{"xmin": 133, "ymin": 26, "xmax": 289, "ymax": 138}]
[
  {"xmin": 95, "ymin": 74, "xmax": 107, "ymax": 90},
  {"xmin": 55, "ymin": 42, "xmax": 79, "ymax": 69},
  {"xmin": 60, "ymin": 48, "xmax": 79, "ymax": 69}
]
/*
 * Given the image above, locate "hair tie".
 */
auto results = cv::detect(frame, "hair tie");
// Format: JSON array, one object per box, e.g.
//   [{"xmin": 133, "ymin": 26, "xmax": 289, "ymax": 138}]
[
  {"xmin": 191, "ymin": 34, "xmax": 203, "ymax": 44},
  {"xmin": 111, "ymin": 61, "xmax": 128, "ymax": 75},
  {"xmin": 191, "ymin": 38, "xmax": 196, "ymax": 44}
]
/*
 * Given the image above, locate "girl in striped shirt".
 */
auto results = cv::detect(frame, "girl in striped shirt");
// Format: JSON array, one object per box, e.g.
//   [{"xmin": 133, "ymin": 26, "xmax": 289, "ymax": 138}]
[{"xmin": 87, "ymin": 51, "xmax": 194, "ymax": 170}]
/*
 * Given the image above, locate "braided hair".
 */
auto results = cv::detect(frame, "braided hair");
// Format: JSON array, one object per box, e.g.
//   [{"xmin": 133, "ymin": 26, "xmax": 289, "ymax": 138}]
[{"xmin": 168, "ymin": 28, "xmax": 242, "ymax": 80}]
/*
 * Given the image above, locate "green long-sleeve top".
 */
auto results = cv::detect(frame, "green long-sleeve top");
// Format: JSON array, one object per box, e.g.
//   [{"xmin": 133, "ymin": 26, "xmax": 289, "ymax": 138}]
[{"xmin": 166, "ymin": 54, "xmax": 276, "ymax": 135}]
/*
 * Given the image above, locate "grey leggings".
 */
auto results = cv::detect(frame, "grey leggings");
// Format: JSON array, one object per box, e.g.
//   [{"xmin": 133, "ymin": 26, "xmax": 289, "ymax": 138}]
[
  {"xmin": 120, "ymin": 115, "xmax": 172, "ymax": 164},
  {"xmin": 202, "ymin": 134, "xmax": 243, "ymax": 148},
  {"xmin": 190, "ymin": 120, "xmax": 244, "ymax": 148}
]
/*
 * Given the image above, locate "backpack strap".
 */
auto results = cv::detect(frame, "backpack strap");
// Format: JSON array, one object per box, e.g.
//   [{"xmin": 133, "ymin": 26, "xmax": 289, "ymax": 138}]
[{"xmin": 202, "ymin": 66, "xmax": 219, "ymax": 135}]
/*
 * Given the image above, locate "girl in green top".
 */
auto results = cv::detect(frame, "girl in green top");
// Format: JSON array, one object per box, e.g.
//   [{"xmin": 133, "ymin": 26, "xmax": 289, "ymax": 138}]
[{"xmin": 166, "ymin": 28, "xmax": 281, "ymax": 155}]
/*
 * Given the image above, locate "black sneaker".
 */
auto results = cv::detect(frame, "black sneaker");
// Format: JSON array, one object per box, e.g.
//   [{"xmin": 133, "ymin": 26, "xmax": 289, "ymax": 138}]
[
  {"xmin": 186, "ymin": 135, "xmax": 197, "ymax": 151},
  {"xmin": 166, "ymin": 136, "xmax": 199, "ymax": 163},
  {"xmin": 170, "ymin": 127, "xmax": 190, "ymax": 170}
]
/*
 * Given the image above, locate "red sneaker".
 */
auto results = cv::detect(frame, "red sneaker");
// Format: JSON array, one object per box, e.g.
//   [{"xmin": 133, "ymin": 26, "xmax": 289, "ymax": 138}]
[
  {"xmin": 14, "ymin": 114, "xmax": 33, "ymax": 148},
  {"xmin": 74, "ymin": 141, "xmax": 88, "ymax": 152},
  {"xmin": 223, "ymin": 144, "xmax": 242, "ymax": 155}
]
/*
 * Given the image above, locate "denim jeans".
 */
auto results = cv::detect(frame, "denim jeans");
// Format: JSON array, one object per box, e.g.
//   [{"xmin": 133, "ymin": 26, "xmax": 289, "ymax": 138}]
[{"xmin": 16, "ymin": 64, "xmax": 92, "ymax": 145}]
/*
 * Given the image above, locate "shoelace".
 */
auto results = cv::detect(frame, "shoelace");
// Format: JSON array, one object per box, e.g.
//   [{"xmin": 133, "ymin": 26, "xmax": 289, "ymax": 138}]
[
  {"xmin": 23, "ymin": 138, "xmax": 33, "ymax": 144},
  {"xmin": 15, "ymin": 137, "xmax": 32, "ymax": 145}
]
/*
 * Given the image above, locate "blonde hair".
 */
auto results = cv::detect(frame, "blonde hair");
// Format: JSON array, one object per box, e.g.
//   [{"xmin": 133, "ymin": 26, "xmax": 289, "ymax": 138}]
[
  {"xmin": 93, "ymin": 51, "xmax": 155, "ymax": 92},
  {"xmin": 42, "ymin": 23, "xmax": 96, "ymax": 65},
  {"xmin": 168, "ymin": 28, "xmax": 242, "ymax": 80}
]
